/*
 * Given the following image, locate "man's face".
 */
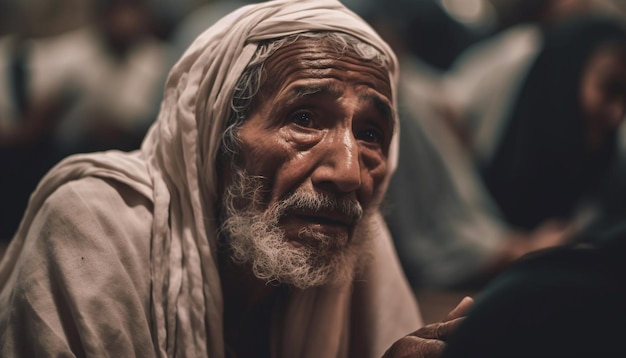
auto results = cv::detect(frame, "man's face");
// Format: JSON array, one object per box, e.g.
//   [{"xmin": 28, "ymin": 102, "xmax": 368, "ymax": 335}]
[{"xmin": 219, "ymin": 36, "xmax": 394, "ymax": 288}]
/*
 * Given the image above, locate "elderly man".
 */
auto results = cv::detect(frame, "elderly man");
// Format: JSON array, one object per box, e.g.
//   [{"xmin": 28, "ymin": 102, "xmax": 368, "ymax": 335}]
[{"xmin": 0, "ymin": 0, "xmax": 470, "ymax": 357}]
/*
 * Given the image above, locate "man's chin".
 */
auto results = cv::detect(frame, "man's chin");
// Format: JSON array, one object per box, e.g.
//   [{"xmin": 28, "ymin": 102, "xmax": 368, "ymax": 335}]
[{"xmin": 290, "ymin": 247, "xmax": 359, "ymax": 288}]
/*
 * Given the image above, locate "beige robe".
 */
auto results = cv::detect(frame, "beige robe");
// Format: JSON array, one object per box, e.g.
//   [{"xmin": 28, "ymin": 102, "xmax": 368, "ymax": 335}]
[{"xmin": 0, "ymin": 0, "xmax": 422, "ymax": 356}]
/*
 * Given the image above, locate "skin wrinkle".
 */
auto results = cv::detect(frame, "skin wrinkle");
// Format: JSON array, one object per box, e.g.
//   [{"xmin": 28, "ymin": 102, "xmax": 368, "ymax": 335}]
[
  {"xmin": 242, "ymin": 78, "xmax": 392, "ymax": 206},
  {"xmin": 268, "ymin": 82, "xmax": 394, "ymax": 163},
  {"xmin": 221, "ymin": 36, "xmax": 394, "ymax": 285},
  {"xmin": 271, "ymin": 108, "xmax": 384, "ymax": 206},
  {"xmin": 259, "ymin": 41, "xmax": 392, "ymax": 103},
  {"xmin": 282, "ymin": 82, "xmax": 395, "ymax": 133},
  {"xmin": 264, "ymin": 41, "xmax": 389, "ymax": 75}
]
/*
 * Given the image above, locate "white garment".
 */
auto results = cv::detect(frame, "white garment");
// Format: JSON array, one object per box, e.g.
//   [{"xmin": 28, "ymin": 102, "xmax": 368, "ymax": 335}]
[{"xmin": 0, "ymin": 1, "xmax": 422, "ymax": 357}]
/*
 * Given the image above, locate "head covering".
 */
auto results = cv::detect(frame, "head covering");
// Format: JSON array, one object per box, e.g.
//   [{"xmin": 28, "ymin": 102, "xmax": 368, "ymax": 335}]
[
  {"xmin": 482, "ymin": 14, "xmax": 626, "ymax": 230},
  {"xmin": 0, "ymin": 0, "xmax": 419, "ymax": 357}
]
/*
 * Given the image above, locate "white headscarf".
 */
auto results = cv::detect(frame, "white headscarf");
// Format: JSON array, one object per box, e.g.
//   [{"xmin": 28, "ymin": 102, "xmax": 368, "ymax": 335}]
[{"xmin": 0, "ymin": 0, "xmax": 419, "ymax": 357}]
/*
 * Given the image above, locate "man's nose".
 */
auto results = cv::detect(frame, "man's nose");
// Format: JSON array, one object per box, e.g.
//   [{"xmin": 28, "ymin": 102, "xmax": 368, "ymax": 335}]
[{"xmin": 311, "ymin": 130, "xmax": 362, "ymax": 193}]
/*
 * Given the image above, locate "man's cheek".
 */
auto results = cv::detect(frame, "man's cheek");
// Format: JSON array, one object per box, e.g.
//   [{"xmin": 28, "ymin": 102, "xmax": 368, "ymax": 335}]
[{"xmin": 370, "ymin": 163, "xmax": 388, "ymax": 188}]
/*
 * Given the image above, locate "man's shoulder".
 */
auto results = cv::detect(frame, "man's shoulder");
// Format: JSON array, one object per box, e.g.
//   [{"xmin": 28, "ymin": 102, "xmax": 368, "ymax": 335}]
[
  {"xmin": 0, "ymin": 177, "xmax": 155, "ymax": 355},
  {"xmin": 36, "ymin": 176, "xmax": 153, "ymax": 249},
  {"xmin": 44, "ymin": 176, "xmax": 151, "ymax": 219}
]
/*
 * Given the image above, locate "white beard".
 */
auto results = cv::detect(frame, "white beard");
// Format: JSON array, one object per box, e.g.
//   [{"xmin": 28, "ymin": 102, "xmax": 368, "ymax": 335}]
[{"xmin": 218, "ymin": 169, "xmax": 372, "ymax": 289}]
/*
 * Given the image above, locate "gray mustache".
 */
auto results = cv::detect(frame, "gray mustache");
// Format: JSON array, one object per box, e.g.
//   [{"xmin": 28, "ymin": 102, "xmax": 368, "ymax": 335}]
[{"xmin": 277, "ymin": 190, "xmax": 364, "ymax": 221}]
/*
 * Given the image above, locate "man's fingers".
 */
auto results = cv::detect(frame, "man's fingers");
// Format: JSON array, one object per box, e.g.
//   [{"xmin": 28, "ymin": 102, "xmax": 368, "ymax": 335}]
[
  {"xmin": 382, "ymin": 336, "xmax": 446, "ymax": 358},
  {"xmin": 385, "ymin": 296, "xmax": 474, "ymax": 357},
  {"xmin": 445, "ymin": 296, "xmax": 474, "ymax": 321},
  {"xmin": 409, "ymin": 317, "xmax": 465, "ymax": 341}
]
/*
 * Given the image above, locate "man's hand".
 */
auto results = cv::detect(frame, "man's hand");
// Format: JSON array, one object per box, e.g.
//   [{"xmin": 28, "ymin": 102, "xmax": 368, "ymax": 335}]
[{"xmin": 382, "ymin": 296, "xmax": 474, "ymax": 358}]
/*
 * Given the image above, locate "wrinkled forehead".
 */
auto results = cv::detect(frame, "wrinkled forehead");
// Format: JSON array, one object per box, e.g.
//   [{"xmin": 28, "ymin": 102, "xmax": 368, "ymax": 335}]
[
  {"xmin": 263, "ymin": 35, "xmax": 392, "ymax": 97},
  {"xmin": 251, "ymin": 34, "xmax": 394, "ymax": 112}
]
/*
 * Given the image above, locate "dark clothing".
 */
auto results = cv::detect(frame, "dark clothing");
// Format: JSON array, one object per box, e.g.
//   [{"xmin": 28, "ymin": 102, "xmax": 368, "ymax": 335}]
[{"xmin": 442, "ymin": 222, "xmax": 626, "ymax": 358}]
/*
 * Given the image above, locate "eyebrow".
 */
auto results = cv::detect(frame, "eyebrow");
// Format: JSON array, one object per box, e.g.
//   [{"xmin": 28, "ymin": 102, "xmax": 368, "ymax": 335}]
[
  {"xmin": 286, "ymin": 82, "xmax": 396, "ymax": 126},
  {"xmin": 362, "ymin": 91, "xmax": 395, "ymax": 126}
]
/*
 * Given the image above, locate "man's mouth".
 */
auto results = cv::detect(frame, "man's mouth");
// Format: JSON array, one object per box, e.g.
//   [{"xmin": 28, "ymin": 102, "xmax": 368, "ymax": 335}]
[
  {"xmin": 292, "ymin": 210, "xmax": 355, "ymax": 227},
  {"xmin": 279, "ymin": 210, "xmax": 355, "ymax": 248}
]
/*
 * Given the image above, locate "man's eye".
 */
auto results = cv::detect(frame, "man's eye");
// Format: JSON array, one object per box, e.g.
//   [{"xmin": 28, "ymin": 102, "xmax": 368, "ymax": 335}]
[
  {"xmin": 357, "ymin": 128, "xmax": 384, "ymax": 144},
  {"xmin": 290, "ymin": 111, "xmax": 314, "ymax": 127}
]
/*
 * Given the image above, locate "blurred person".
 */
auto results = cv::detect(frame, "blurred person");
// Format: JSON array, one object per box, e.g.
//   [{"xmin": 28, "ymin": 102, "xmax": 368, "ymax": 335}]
[
  {"xmin": 0, "ymin": 0, "xmax": 172, "ymax": 241},
  {"xmin": 386, "ymin": 6, "xmax": 626, "ymax": 289},
  {"xmin": 27, "ymin": 0, "xmax": 171, "ymax": 161},
  {"xmin": 448, "ymin": 0, "xmax": 621, "ymax": 168},
  {"xmin": 477, "ymin": 15, "xmax": 626, "ymax": 231},
  {"xmin": 444, "ymin": 0, "xmax": 621, "ymax": 168},
  {"xmin": 0, "ymin": 1, "xmax": 472, "ymax": 357},
  {"xmin": 169, "ymin": 0, "xmax": 251, "ymax": 61}
]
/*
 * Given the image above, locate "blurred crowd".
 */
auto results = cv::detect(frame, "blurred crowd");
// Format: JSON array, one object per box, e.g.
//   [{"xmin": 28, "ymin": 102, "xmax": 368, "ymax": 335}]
[
  {"xmin": 377, "ymin": 0, "xmax": 626, "ymax": 290},
  {"xmin": 1, "ymin": 0, "xmax": 626, "ymax": 293}
]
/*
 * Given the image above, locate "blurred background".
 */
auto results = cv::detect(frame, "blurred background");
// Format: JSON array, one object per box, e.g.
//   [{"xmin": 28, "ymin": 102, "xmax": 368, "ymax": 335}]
[{"xmin": 2, "ymin": 0, "xmax": 626, "ymax": 322}]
